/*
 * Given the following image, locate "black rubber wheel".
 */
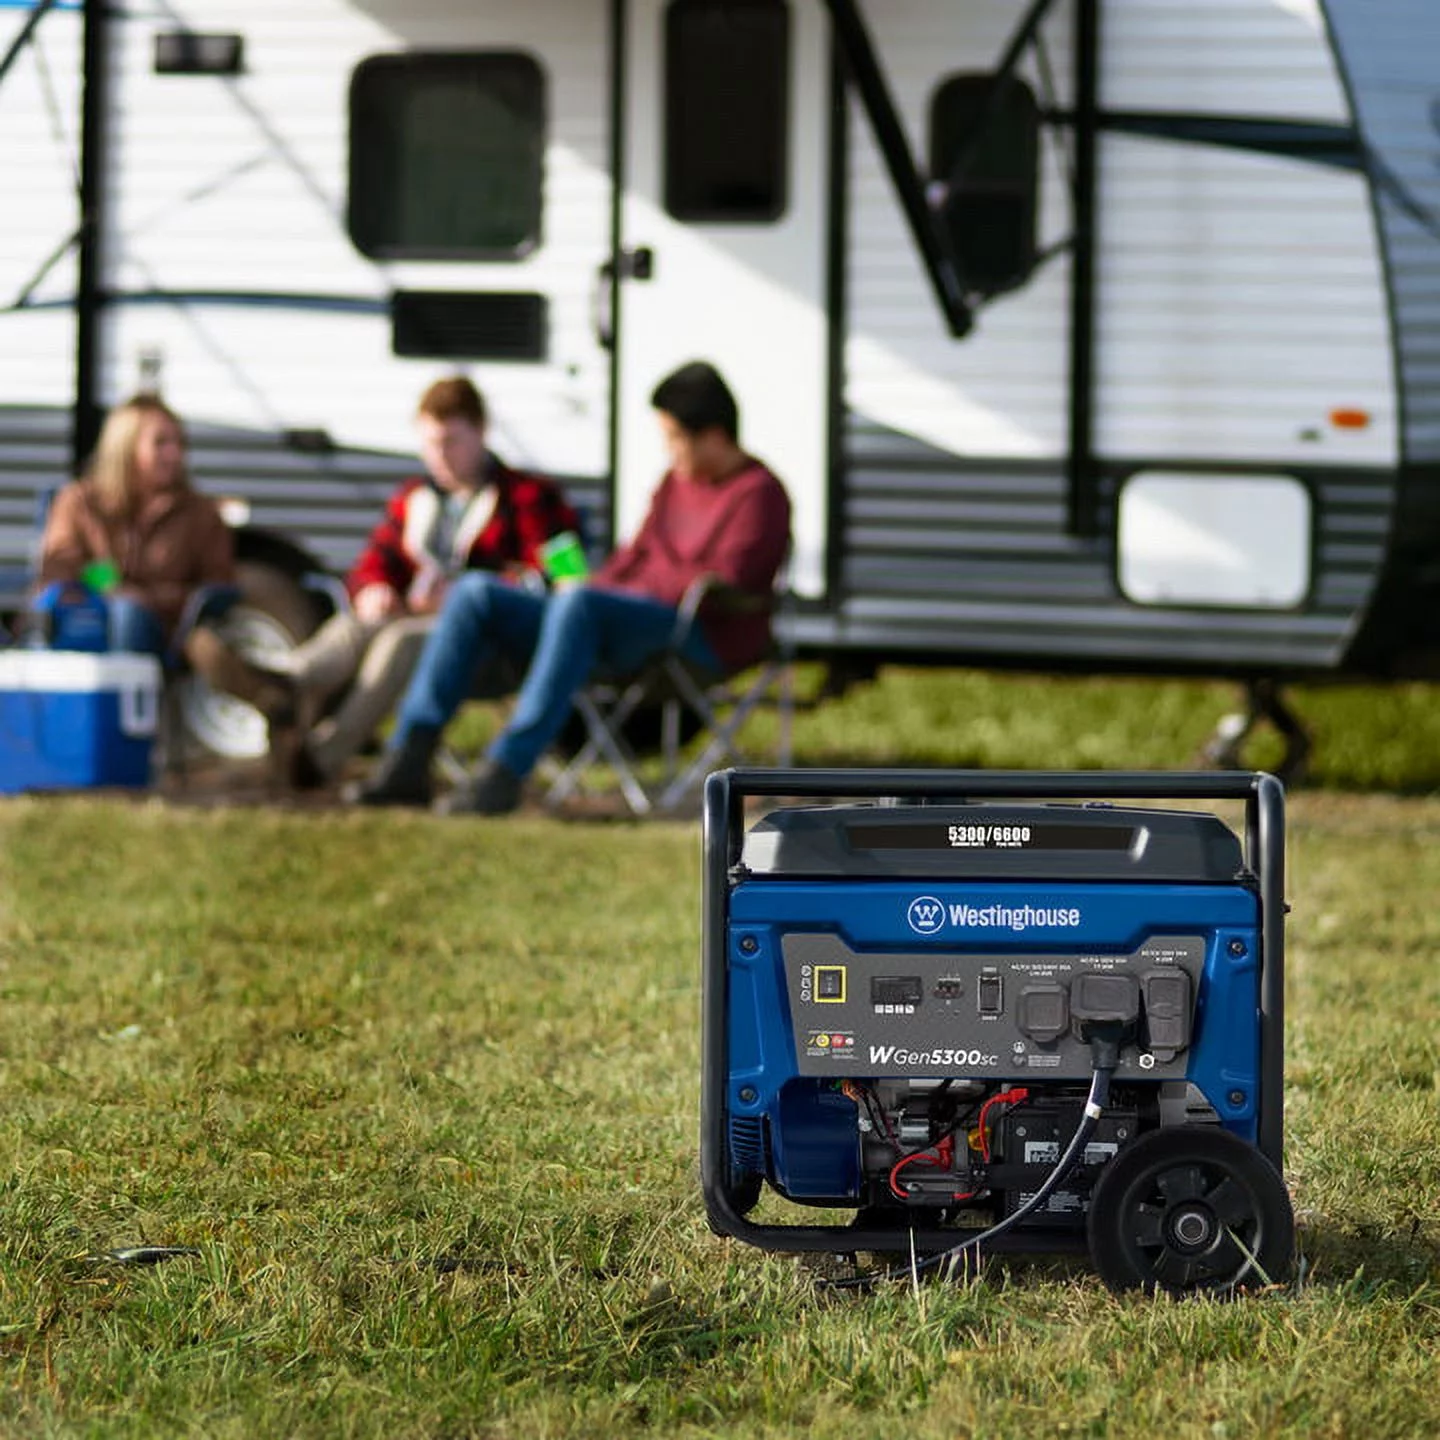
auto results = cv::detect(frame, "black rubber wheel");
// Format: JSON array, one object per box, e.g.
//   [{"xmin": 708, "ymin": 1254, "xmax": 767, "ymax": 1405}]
[
  {"xmin": 177, "ymin": 561, "xmax": 324, "ymax": 761},
  {"xmin": 1086, "ymin": 1127, "xmax": 1294, "ymax": 1296},
  {"xmin": 725, "ymin": 1169, "xmax": 764, "ymax": 1218}
]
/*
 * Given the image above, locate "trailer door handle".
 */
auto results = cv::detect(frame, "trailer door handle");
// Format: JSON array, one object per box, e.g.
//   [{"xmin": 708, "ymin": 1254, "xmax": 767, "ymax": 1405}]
[
  {"xmin": 592, "ymin": 248, "xmax": 656, "ymax": 349},
  {"xmin": 592, "ymin": 260, "xmax": 616, "ymax": 349}
]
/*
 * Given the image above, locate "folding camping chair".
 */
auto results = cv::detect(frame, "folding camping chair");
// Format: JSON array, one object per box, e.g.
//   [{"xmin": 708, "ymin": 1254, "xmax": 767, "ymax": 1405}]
[
  {"xmin": 542, "ymin": 566, "xmax": 796, "ymax": 816},
  {"xmin": 435, "ymin": 652, "xmax": 528, "ymax": 787}
]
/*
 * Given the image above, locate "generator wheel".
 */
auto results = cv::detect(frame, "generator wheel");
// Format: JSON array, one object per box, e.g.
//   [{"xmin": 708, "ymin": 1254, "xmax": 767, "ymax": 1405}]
[
  {"xmin": 724, "ymin": 1167, "xmax": 763, "ymax": 1218},
  {"xmin": 1086, "ymin": 1127, "xmax": 1294, "ymax": 1296},
  {"xmin": 175, "ymin": 561, "xmax": 324, "ymax": 762}
]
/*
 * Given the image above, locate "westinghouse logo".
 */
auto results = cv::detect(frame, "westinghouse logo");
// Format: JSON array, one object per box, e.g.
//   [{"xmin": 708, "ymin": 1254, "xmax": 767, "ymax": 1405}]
[
  {"xmin": 906, "ymin": 896, "xmax": 946, "ymax": 935},
  {"xmin": 906, "ymin": 897, "xmax": 1082, "ymax": 933}
]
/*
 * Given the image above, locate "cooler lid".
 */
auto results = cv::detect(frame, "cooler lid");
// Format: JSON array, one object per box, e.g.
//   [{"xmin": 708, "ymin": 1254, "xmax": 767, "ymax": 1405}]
[{"xmin": 0, "ymin": 650, "xmax": 162, "ymax": 691}]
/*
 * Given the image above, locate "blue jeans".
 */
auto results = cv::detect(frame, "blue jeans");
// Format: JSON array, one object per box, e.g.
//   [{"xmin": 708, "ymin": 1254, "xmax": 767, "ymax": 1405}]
[
  {"xmin": 110, "ymin": 584, "xmax": 242, "ymax": 661},
  {"xmin": 391, "ymin": 573, "xmax": 721, "ymax": 780},
  {"xmin": 108, "ymin": 596, "xmax": 167, "ymax": 655}
]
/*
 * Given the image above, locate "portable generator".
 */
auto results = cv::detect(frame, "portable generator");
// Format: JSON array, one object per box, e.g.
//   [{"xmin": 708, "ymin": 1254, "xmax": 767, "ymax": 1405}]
[{"xmin": 701, "ymin": 769, "xmax": 1294, "ymax": 1294}]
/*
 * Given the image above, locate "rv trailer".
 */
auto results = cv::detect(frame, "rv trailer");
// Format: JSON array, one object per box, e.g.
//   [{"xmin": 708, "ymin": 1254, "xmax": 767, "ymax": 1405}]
[{"xmin": 2, "ymin": 0, "xmax": 1438, "ymax": 763}]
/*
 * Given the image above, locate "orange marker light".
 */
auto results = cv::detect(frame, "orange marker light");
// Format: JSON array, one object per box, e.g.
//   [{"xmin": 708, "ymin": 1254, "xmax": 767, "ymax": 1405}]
[{"xmin": 1329, "ymin": 408, "xmax": 1371, "ymax": 429}]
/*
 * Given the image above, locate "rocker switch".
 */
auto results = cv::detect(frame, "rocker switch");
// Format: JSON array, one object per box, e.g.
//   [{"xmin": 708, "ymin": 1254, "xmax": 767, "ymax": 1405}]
[{"xmin": 977, "ymin": 973, "xmax": 1004, "ymax": 1015}]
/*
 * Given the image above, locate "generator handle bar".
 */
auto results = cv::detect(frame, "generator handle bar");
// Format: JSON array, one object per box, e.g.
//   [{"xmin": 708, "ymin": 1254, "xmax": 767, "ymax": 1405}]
[
  {"xmin": 700, "ymin": 768, "xmax": 1286, "ymax": 1251},
  {"xmin": 716, "ymin": 765, "xmax": 1273, "ymax": 803}
]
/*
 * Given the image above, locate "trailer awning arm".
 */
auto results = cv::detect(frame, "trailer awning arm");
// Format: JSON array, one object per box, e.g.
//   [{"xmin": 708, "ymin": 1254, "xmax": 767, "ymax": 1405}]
[
  {"xmin": 0, "ymin": 0, "xmax": 62, "ymax": 93},
  {"xmin": 942, "ymin": 0, "xmax": 1063, "ymax": 197},
  {"xmin": 820, "ymin": 0, "xmax": 973, "ymax": 338},
  {"xmin": 821, "ymin": 0, "xmax": 1062, "ymax": 338},
  {"xmin": 2, "ymin": 0, "xmax": 77, "ymax": 312}
]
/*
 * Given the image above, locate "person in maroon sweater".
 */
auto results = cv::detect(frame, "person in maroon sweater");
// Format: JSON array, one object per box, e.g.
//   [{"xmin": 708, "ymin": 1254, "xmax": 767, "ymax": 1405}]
[
  {"xmin": 352, "ymin": 361, "xmax": 791, "ymax": 813},
  {"xmin": 273, "ymin": 375, "xmax": 578, "ymax": 786}
]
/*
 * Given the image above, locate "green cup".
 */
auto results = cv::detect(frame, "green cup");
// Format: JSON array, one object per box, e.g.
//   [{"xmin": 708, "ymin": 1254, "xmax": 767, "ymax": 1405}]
[
  {"xmin": 537, "ymin": 531, "xmax": 589, "ymax": 582},
  {"xmin": 81, "ymin": 557, "xmax": 121, "ymax": 594}
]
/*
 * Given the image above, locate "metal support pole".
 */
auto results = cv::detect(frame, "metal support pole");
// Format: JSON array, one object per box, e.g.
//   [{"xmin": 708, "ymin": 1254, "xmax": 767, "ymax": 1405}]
[
  {"xmin": 1066, "ymin": 0, "xmax": 1100, "ymax": 537},
  {"xmin": 73, "ymin": 0, "xmax": 112, "ymax": 474}
]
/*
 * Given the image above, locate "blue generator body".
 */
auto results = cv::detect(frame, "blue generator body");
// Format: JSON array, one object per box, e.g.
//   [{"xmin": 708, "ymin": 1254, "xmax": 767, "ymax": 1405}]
[{"xmin": 701, "ymin": 770, "xmax": 1293, "ymax": 1294}]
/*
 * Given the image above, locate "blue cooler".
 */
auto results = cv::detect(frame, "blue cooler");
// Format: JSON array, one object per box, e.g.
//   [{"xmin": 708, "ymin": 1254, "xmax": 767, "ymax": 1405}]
[
  {"xmin": 27, "ymin": 581, "xmax": 111, "ymax": 652},
  {"xmin": 0, "ymin": 651, "xmax": 162, "ymax": 792}
]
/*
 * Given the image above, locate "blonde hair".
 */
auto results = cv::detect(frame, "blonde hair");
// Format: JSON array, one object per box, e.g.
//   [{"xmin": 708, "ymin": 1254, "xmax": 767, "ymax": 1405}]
[{"xmin": 84, "ymin": 395, "xmax": 189, "ymax": 515}]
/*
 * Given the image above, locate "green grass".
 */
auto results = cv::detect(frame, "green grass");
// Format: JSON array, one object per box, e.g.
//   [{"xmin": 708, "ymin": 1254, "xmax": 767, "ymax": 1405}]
[
  {"xmin": 778, "ymin": 665, "xmax": 1440, "ymax": 792},
  {"xmin": 447, "ymin": 664, "xmax": 1440, "ymax": 794},
  {"xmin": 0, "ymin": 667, "xmax": 1437, "ymax": 1437}
]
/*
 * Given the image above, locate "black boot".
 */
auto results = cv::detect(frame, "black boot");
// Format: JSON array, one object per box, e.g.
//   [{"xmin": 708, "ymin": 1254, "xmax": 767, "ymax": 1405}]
[
  {"xmin": 287, "ymin": 740, "xmax": 328, "ymax": 792},
  {"xmin": 436, "ymin": 758, "xmax": 524, "ymax": 816},
  {"xmin": 346, "ymin": 726, "xmax": 439, "ymax": 807}
]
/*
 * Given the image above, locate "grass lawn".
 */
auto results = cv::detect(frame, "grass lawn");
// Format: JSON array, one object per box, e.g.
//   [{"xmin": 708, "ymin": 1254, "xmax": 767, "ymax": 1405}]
[{"xmin": 0, "ymin": 667, "xmax": 1436, "ymax": 1437}]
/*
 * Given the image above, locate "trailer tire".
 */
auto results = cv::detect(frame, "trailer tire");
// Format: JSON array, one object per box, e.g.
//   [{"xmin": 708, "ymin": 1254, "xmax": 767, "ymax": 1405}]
[{"xmin": 174, "ymin": 560, "xmax": 325, "ymax": 762}]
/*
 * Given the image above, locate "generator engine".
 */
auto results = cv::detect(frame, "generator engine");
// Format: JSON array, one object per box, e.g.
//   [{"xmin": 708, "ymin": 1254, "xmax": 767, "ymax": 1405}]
[{"xmin": 701, "ymin": 769, "xmax": 1294, "ymax": 1295}]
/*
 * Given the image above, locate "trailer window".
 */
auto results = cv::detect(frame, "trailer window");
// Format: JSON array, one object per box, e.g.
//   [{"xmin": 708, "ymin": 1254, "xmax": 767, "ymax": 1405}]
[
  {"xmin": 664, "ymin": 0, "xmax": 789, "ymax": 223},
  {"xmin": 929, "ymin": 74, "xmax": 1039, "ymax": 295},
  {"xmin": 1118, "ymin": 472, "xmax": 1312, "ymax": 609},
  {"xmin": 349, "ymin": 52, "xmax": 545, "ymax": 260}
]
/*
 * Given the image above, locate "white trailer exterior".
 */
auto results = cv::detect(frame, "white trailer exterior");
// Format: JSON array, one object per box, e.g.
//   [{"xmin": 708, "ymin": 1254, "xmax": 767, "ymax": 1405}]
[{"xmin": 3, "ymin": 0, "xmax": 1439, "ymax": 689}]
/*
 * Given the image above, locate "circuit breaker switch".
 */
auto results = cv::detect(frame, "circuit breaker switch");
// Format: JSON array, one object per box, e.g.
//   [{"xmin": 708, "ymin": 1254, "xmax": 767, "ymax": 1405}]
[{"xmin": 1017, "ymin": 982, "xmax": 1069, "ymax": 1044}]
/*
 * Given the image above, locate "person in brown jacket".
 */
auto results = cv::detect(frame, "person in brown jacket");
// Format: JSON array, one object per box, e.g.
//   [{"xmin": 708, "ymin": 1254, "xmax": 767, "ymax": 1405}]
[{"xmin": 37, "ymin": 393, "xmax": 293, "ymax": 727}]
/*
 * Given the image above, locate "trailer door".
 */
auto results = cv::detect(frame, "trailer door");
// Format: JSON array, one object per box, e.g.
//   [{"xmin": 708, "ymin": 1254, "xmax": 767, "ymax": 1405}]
[{"xmin": 611, "ymin": 0, "xmax": 830, "ymax": 596}]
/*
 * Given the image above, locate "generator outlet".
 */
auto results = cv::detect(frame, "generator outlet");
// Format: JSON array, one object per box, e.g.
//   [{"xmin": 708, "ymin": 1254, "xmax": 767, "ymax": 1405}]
[
  {"xmin": 1069, "ymin": 972, "xmax": 1140, "ymax": 1030},
  {"xmin": 1017, "ymin": 982, "xmax": 1069, "ymax": 1043},
  {"xmin": 1141, "ymin": 968, "xmax": 1193, "ymax": 1057}
]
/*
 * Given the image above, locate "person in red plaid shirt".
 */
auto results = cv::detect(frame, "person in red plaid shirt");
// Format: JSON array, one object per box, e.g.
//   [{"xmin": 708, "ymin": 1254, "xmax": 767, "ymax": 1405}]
[{"xmin": 273, "ymin": 376, "xmax": 579, "ymax": 787}]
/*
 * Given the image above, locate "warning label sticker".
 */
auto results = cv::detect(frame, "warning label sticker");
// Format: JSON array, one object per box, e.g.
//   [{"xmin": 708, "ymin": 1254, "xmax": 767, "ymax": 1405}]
[{"xmin": 805, "ymin": 1031, "xmax": 857, "ymax": 1059}]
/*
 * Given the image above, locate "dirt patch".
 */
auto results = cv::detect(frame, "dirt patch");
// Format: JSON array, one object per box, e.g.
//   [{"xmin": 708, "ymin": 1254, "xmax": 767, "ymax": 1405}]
[{"xmin": 148, "ymin": 755, "xmax": 659, "ymax": 820}]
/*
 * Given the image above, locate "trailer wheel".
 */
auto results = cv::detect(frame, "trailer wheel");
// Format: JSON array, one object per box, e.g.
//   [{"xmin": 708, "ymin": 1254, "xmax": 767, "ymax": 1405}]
[
  {"xmin": 1086, "ymin": 1127, "xmax": 1294, "ymax": 1296},
  {"xmin": 175, "ymin": 560, "xmax": 324, "ymax": 762}
]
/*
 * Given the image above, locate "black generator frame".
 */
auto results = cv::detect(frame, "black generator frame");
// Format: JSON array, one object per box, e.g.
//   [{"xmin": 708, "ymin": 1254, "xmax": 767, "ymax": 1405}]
[{"xmin": 701, "ymin": 768, "xmax": 1286, "ymax": 1255}]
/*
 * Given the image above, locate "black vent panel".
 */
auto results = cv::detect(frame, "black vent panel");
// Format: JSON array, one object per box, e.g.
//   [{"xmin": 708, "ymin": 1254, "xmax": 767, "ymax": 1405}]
[
  {"xmin": 728, "ymin": 1115, "xmax": 767, "ymax": 1172},
  {"xmin": 391, "ymin": 290, "xmax": 547, "ymax": 362}
]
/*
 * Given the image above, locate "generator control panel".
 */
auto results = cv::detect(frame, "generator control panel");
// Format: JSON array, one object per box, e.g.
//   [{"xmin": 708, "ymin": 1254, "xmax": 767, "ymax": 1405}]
[{"xmin": 783, "ymin": 931, "xmax": 1206, "ymax": 1082}]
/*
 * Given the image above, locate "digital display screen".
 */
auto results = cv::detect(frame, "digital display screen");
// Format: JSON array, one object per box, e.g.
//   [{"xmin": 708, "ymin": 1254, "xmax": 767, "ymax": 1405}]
[
  {"xmin": 870, "ymin": 975, "xmax": 923, "ymax": 1006},
  {"xmin": 848, "ymin": 822, "xmax": 1137, "ymax": 852}
]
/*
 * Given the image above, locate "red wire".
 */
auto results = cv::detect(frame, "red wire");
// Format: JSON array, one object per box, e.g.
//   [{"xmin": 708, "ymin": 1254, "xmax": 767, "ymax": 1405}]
[
  {"xmin": 976, "ymin": 1087, "xmax": 1031, "ymax": 1162},
  {"xmin": 888, "ymin": 1150, "xmax": 940, "ymax": 1201},
  {"xmin": 889, "ymin": 1134, "xmax": 967, "ymax": 1201},
  {"xmin": 885, "ymin": 1089, "xmax": 1031, "ymax": 1203}
]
